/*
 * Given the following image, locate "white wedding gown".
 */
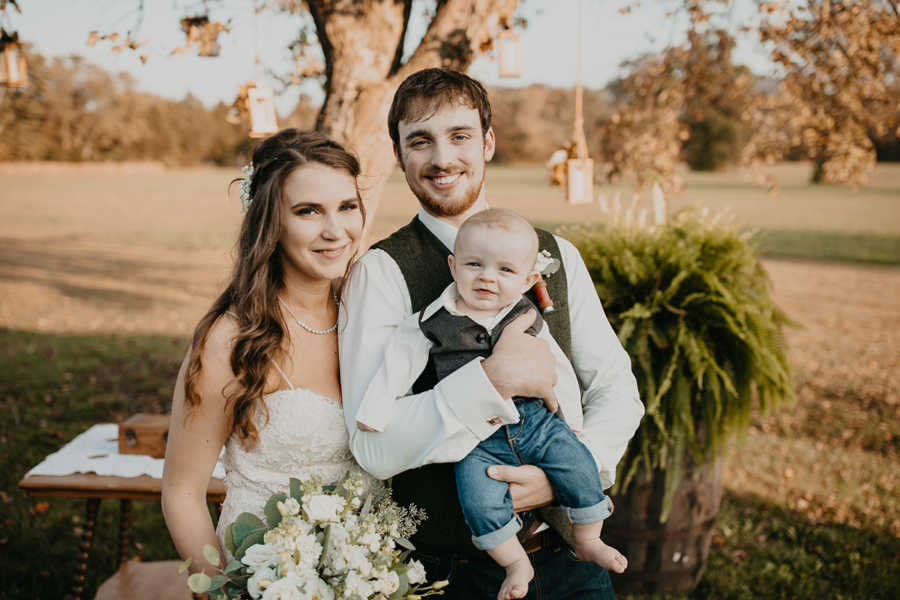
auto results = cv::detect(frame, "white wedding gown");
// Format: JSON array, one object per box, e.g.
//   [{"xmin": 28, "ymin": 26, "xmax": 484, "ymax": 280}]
[{"xmin": 215, "ymin": 377, "xmax": 379, "ymax": 554}]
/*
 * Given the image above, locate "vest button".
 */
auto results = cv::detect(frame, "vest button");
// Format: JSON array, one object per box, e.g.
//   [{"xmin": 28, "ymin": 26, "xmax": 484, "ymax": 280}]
[{"xmin": 475, "ymin": 332, "xmax": 489, "ymax": 345}]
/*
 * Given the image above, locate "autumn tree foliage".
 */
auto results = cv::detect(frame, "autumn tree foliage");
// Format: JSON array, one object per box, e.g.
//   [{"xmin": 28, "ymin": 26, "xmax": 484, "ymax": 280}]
[
  {"xmin": 0, "ymin": 52, "xmax": 253, "ymax": 163},
  {"xmin": 599, "ymin": 0, "xmax": 899, "ymax": 192},
  {"xmin": 757, "ymin": 0, "xmax": 900, "ymax": 185},
  {"xmin": 597, "ymin": 54, "xmax": 688, "ymax": 195}
]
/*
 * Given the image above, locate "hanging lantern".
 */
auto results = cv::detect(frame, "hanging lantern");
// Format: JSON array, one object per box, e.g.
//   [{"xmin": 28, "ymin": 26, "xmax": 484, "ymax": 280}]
[
  {"xmin": 496, "ymin": 29, "xmax": 521, "ymax": 78},
  {"xmin": 0, "ymin": 29, "xmax": 28, "ymax": 88},
  {"xmin": 248, "ymin": 86, "xmax": 278, "ymax": 138},
  {"xmin": 566, "ymin": 158, "xmax": 593, "ymax": 205}
]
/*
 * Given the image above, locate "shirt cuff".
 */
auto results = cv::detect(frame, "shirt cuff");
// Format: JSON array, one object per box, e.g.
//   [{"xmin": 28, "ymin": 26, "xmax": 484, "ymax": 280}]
[{"xmin": 439, "ymin": 359, "xmax": 520, "ymax": 440}]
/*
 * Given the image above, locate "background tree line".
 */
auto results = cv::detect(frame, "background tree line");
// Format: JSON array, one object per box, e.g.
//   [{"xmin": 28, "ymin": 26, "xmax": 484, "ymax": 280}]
[{"xmin": 1, "ymin": 43, "xmax": 897, "ymax": 172}]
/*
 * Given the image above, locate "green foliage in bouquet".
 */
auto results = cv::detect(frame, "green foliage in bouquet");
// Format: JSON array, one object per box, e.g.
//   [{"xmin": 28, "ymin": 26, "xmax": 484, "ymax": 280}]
[{"xmin": 568, "ymin": 210, "xmax": 794, "ymax": 520}]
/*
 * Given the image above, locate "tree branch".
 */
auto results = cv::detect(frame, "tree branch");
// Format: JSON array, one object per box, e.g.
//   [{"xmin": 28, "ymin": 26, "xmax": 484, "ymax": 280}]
[
  {"xmin": 886, "ymin": 0, "xmax": 899, "ymax": 19},
  {"xmin": 398, "ymin": 0, "xmax": 519, "ymax": 78},
  {"xmin": 305, "ymin": 1, "xmax": 334, "ymax": 131},
  {"xmin": 388, "ymin": 0, "xmax": 413, "ymax": 76}
]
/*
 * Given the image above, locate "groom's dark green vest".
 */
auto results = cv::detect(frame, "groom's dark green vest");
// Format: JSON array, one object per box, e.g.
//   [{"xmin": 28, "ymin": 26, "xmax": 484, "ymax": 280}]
[{"xmin": 371, "ymin": 216, "xmax": 572, "ymax": 554}]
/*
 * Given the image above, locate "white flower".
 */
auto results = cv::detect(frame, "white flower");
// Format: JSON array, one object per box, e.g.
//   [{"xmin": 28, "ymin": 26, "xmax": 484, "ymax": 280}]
[
  {"xmin": 342, "ymin": 544, "xmax": 373, "ymax": 577},
  {"xmin": 247, "ymin": 566, "xmax": 276, "ymax": 599},
  {"xmin": 308, "ymin": 576, "xmax": 335, "ymax": 600},
  {"xmin": 239, "ymin": 163, "xmax": 254, "ymax": 214},
  {"xmin": 407, "ymin": 559, "xmax": 427, "ymax": 585},
  {"xmin": 261, "ymin": 573, "xmax": 307, "ymax": 600},
  {"xmin": 534, "ymin": 249, "xmax": 561, "ymax": 276},
  {"xmin": 290, "ymin": 532, "xmax": 323, "ymax": 570},
  {"xmin": 242, "ymin": 543, "xmax": 279, "ymax": 572},
  {"xmin": 342, "ymin": 570, "xmax": 374, "ymax": 599},
  {"xmin": 373, "ymin": 569, "xmax": 400, "ymax": 595},
  {"xmin": 304, "ymin": 494, "xmax": 346, "ymax": 523},
  {"xmin": 278, "ymin": 497, "xmax": 302, "ymax": 517}
]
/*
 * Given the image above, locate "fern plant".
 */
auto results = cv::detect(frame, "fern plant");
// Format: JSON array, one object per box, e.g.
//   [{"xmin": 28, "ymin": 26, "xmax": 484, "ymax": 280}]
[{"xmin": 567, "ymin": 209, "xmax": 794, "ymax": 520}]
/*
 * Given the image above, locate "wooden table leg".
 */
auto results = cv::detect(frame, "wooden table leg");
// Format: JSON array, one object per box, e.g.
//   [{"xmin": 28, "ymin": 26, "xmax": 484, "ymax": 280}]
[
  {"xmin": 117, "ymin": 498, "xmax": 132, "ymax": 568},
  {"xmin": 68, "ymin": 497, "xmax": 100, "ymax": 600}
]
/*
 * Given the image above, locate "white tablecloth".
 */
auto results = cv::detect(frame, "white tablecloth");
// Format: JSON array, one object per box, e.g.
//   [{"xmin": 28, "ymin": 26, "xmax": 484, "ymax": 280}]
[{"xmin": 26, "ymin": 423, "xmax": 226, "ymax": 480}]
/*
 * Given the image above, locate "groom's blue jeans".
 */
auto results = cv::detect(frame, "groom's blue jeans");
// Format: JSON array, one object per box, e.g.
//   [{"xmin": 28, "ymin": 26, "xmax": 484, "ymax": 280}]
[{"xmin": 412, "ymin": 535, "xmax": 616, "ymax": 599}]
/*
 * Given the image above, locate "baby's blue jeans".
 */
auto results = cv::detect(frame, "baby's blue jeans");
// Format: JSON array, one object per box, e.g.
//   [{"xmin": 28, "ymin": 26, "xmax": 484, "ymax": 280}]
[{"xmin": 455, "ymin": 399, "xmax": 612, "ymax": 550}]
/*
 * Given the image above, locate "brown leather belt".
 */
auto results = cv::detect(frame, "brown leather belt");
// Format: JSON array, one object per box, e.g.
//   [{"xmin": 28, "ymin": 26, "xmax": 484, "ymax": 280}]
[{"xmin": 521, "ymin": 528, "xmax": 564, "ymax": 554}]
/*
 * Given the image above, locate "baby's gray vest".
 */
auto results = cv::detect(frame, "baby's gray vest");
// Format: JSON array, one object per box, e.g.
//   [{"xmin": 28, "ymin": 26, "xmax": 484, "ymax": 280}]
[{"xmin": 371, "ymin": 216, "xmax": 572, "ymax": 554}]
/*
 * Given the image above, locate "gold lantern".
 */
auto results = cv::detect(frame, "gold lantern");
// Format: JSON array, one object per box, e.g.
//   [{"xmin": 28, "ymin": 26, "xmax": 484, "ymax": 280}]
[
  {"xmin": 248, "ymin": 86, "xmax": 278, "ymax": 138},
  {"xmin": 0, "ymin": 29, "xmax": 28, "ymax": 88},
  {"xmin": 496, "ymin": 28, "xmax": 521, "ymax": 78}
]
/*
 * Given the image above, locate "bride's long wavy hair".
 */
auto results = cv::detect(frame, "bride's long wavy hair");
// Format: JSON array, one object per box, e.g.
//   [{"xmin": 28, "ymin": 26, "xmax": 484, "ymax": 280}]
[{"xmin": 183, "ymin": 129, "xmax": 363, "ymax": 448}]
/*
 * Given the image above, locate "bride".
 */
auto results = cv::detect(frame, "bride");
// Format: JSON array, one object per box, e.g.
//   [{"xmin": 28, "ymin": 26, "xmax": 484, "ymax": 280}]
[{"xmin": 161, "ymin": 129, "xmax": 377, "ymax": 572}]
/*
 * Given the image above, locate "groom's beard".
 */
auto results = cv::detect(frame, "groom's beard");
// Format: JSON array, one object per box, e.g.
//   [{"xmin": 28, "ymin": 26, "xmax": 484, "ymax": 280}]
[{"xmin": 405, "ymin": 168, "xmax": 485, "ymax": 218}]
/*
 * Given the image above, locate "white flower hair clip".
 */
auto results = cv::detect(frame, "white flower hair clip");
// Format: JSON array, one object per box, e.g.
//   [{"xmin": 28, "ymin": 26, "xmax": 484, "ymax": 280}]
[
  {"xmin": 535, "ymin": 249, "xmax": 561, "ymax": 276},
  {"xmin": 239, "ymin": 163, "xmax": 254, "ymax": 213}
]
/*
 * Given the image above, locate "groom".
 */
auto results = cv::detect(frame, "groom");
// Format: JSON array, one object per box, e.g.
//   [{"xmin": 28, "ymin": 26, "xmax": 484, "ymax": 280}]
[{"xmin": 340, "ymin": 68, "xmax": 643, "ymax": 599}]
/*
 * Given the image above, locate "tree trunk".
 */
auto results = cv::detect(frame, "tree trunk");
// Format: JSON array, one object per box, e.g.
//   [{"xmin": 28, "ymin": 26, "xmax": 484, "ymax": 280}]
[{"xmin": 307, "ymin": 0, "xmax": 519, "ymax": 240}]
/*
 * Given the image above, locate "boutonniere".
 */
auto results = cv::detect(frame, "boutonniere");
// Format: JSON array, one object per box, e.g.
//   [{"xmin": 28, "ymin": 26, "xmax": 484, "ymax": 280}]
[
  {"xmin": 535, "ymin": 249, "xmax": 561, "ymax": 277},
  {"xmin": 533, "ymin": 250, "xmax": 561, "ymax": 313}
]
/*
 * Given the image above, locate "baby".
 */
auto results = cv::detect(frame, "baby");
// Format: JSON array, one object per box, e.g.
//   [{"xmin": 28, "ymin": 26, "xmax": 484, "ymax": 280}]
[{"xmin": 356, "ymin": 208, "xmax": 626, "ymax": 599}]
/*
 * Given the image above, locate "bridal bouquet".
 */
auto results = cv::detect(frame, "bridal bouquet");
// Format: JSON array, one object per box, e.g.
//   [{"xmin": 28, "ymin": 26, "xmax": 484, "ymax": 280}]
[{"xmin": 183, "ymin": 472, "xmax": 446, "ymax": 599}]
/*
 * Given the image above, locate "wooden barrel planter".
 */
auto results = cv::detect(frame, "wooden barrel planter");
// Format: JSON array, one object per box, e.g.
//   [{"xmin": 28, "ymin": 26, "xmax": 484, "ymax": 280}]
[{"xmin": 603, "ymin": 457, "xmax": 723, "ymax": 593}]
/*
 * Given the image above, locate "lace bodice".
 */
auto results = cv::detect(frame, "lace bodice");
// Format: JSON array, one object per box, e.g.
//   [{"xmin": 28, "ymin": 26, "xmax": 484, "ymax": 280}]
[{"xmin": 215, "ymin": 389, "xmax": 379, "ymax": 550}]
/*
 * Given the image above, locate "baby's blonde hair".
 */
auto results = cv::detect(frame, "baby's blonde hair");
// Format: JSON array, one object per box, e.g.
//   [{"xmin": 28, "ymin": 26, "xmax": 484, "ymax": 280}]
[{"xmin": 454, "ymin": 208, "xmax": 539, "ymax": 266}]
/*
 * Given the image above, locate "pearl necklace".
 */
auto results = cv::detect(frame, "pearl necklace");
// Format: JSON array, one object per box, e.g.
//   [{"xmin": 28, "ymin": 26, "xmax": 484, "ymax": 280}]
[{"xmin": 278, "ymin": 296, "xmax": 337, "ymax": 335}]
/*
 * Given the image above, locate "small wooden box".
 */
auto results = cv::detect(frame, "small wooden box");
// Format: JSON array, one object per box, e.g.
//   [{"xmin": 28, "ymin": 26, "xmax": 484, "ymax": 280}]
[{"xmin": 118, "ymin": 414, "xmax": 171, "ymax": 459}]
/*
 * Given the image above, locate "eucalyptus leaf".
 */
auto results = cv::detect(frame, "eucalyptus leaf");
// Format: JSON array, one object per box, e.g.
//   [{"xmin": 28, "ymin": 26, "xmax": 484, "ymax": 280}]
[
  {"xmin": 265, "ymin": 492, "xmax": 288, "ymax": 528},
  {"xmin": 231, "ymin": 512, "xmax": 266, "ymax": 548},
  {"xmin": 318, "ymin": 524, "xmax": 332, "ymax": 569},
  {"xmin": 289, "ymin": 477, "xmax": 303, "ymax": 503},
  {"xmin": 202, "ymin": 543, "xmax": 221, "ymax": 567},
  {"xmin": 360, "ymin": 490, "xmax": 374, "ymax": 516},
  {"xmin": 187, "ymin": 572, "xmax": 212, "ymax": 594},
  {"xmin": 208, "ymin": 574, "xmax": 227, "ymax": 591},
  {"xmin": 395, "ymin": 536, "xmax": 415, "ymax": 551},
  {"xmin": 224, "ymin": 522, "xmax": 236, "ymax": 555},
  {"xmin": 224, "ymin": 559, "xmax": 244, "ymax": 575},
  {"xmin": 178, "ymin": 555, "xmax": 192, "ymax": 574},
  {"xmin": 233, "ymin": 529, "xmax": 266, "ymax": 561}
]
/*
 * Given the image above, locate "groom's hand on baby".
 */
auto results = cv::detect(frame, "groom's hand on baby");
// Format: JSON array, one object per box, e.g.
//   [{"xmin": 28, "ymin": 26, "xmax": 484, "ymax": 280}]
[
  {"xmin": 487, "ymin": 464, "xmax": 554, "ymax": 512},
  {"xmin": 483, "ymin": 310, "xmax": 558, "ymax": 401}
]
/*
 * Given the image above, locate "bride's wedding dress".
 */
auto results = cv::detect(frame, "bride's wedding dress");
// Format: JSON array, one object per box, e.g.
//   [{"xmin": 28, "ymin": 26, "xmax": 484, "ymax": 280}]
[{"xmin": 215, "ymin": 373, "xmax": 378, "ymax": 552}]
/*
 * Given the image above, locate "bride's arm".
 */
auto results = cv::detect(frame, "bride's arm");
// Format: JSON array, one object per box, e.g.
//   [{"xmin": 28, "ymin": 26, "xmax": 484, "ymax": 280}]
[{"xmin": 161, "ymin": 319, "xmax": 233, "ymax": 574}]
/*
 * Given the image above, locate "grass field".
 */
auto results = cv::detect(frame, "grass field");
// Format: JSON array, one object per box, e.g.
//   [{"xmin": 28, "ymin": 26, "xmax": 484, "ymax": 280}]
[{"xmin": 1, "ymin": 162, "xmax": 898, "ymax": 598}]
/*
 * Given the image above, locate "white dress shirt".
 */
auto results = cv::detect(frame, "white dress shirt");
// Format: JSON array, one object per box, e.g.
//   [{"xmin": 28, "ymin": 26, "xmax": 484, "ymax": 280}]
[
  {"xmin": 339, "ymin": 208, "xmax": 644, "ymax": 487},
  {"xmin": 354, "ymin": 282, "xmax": 584, "ymax": 434}
]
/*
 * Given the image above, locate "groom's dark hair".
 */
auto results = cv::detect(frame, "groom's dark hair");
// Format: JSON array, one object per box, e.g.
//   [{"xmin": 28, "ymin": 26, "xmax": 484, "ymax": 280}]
[{"xmin": 387, "ymin": 68, "xmax": 493, "ymax": 153}]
